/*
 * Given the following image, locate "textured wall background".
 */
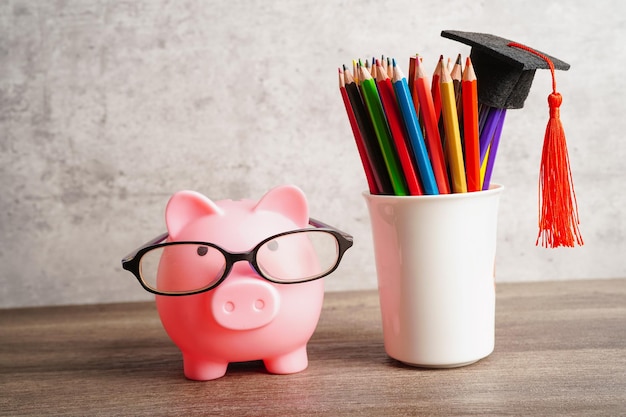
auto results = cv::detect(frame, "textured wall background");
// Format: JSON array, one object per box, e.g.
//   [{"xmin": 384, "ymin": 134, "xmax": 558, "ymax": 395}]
[{"xmin": 1, "ymin": 0, "xmax": 625, "ymax": 308}]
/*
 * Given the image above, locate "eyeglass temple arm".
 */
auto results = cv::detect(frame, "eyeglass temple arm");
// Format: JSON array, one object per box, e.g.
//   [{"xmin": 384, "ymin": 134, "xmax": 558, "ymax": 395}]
[
  {"xmin": 122, "ymin": 232, "xmax": 169, "ymax": 264},
  {"xmin": 308, "ymin": 218, "xmax": 354, "ymax": 242}
]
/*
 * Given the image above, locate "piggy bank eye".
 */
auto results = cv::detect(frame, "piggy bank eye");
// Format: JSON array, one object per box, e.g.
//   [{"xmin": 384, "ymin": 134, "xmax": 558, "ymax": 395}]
[
  {"xmin": 197, "ymin": 246, "xmax": 209, "ymax": 256},
  {"xmin": 266, "ymin": 240, "xmax": 279, "ymax": 251}
]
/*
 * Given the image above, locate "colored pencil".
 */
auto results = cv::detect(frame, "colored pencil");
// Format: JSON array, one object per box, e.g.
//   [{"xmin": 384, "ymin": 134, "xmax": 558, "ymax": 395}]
[
  {"xmin": 375, "ymin": 61, "xmax": 423, "ymax": 195},
  {"xmin": 359, "ymin": 64, "xmax": 408, "ymax": 196},
  {"xmin": 462, "ymin": 57, "xmax": 481, "ymax": 192},
  {"xmin": 391, "ymin": 60, "xmax": 439, "ymax": 195},
  {"xmin": 431, "ymin": 55, "xmax": 443, "ymax": 121},
  {"xmin": 411, "ymin": 55, "xmax": 425, "ymax": 129},
  {"xmin": 451, "ymin": 54, "xmax": 464, "ymax": 148},
  {"xmin": 479, "ymin": 107, "xmax": 504, "ymax": 164},
  {"xmin": 408, "ymin": 56, "xmax": 417, "ymax": 95},
  {"xmin": 344, "ymin": 68, "xmax": 394, "ymax": 194},
  {"xmin": 482, "ymin": 110, "xmax": 506, "ymax": 190},
  {"xmin": 432, "ymin": 55, "xmax": 446, "ymax": 160},
  {"xmin": 451, "ymin": 54, "xmax": 463, "ymax": 113},
  {"xmin": 414, "ymin": 57, "xmax": 450, "ymax": 193},
  {"xmin": 439, "ymin": 59, "xmax": 467, "ymax": 193},
  {"xmin": 480, "ymin": 143, "xmax": 490, "ymax": 188},
  {"xmin": 478, "ymin": 102, "xmax": 489, "ymax": 132},
  {"xmin": 364, "ymin": 59, "xmax": 371, "ymax": 80},
  {"xmin": 339, "ymin": 67, "xmax": 378, "ymax": 194}
]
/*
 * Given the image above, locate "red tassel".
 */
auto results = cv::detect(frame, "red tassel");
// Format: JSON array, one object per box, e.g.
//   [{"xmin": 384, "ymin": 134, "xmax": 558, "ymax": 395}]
[{"xmin": 508, "ymin": 42, "xmax": 583, "ymax": 248}]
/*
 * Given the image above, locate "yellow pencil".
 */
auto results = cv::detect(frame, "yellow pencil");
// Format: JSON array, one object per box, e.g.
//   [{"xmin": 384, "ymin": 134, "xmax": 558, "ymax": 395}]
[
  {"xmin": 480, "ymin": 144, "xmax": 491, "ymax": 188},
  {"xmin": 439, "ymin": 60, "xmax": 467, "ymax": 193}
]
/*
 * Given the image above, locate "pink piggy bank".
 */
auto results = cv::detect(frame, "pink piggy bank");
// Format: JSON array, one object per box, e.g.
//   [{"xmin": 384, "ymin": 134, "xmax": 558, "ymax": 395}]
[{"xmin": 135, "ymin": 185, "xmax": 353, "ymax": 380}]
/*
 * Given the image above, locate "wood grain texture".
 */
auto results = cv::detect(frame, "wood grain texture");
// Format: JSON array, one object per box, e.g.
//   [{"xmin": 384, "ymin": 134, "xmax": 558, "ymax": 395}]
[{"xmin": 1, "ymin": 279, "xmax": 625, "ymax": 416}]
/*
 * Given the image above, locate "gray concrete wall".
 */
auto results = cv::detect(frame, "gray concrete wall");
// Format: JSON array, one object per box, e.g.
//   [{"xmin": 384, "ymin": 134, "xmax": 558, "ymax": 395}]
[{"xmin": 2, "ymin": 0, "xmax": 624, "ymax": 307}]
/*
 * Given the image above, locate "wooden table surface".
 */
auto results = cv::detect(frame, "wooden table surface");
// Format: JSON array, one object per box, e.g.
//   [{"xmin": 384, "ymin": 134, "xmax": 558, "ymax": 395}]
[{"xmin": 1, "ymin": 279, "xmax": 625, "ymax": 416}]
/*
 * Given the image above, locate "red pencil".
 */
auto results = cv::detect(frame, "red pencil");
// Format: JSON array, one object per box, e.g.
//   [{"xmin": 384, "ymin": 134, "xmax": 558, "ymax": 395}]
[
  {"xmin": 375, "ymin": 60, "xmax": 424, "ymax": 195},
  {"xmin": 431, "ymin": 55, "xmax": 444, "ymax": 121},
  {"xmin": 462, "ymin": 57, "xmax": 481, "ymax": 192},
  {"xmin": 338, "ymin": 67, "xmax": 379, "ymax": 194},
  {"xmin": 415, "ymin": 57, "xmax": 450, "ymax": 193},
  {"xmin": 408, "ymin": 55, "xmax": 417, "ymax": 100}
]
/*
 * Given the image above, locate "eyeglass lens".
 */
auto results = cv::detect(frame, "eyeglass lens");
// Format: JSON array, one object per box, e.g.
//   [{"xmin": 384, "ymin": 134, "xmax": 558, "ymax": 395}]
[
  {"xmin": 139, "ymin": 244, "xmax": 227, "ymax": 293},
  {"xmin": 256, "ymin": 230, "xmax": 339, "ymax": 282}
]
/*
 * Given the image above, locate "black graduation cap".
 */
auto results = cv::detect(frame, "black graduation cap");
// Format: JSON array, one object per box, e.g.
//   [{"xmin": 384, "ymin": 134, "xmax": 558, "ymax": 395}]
[{"xmin": 441, "ymin": 30, "xmax": 570, "ymax": 109}]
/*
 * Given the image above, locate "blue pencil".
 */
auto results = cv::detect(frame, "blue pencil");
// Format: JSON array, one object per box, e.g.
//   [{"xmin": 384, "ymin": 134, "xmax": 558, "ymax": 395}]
[{"xmin": 391, "ymin": 60, "xmax": 439, "ymax": 195}]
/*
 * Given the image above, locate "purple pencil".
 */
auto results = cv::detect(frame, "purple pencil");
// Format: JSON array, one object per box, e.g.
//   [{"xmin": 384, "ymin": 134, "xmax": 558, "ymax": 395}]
[
  {"xmin": 479, "ymin": 107, "xmax": 504, "ymax": 164},
  {"xmin": 482, "ymin": 110, "xmax": 507, "ymax": 190},
  {"xmin": 478, "ymin": 103, "xmax": 490, "ymax": 132}
]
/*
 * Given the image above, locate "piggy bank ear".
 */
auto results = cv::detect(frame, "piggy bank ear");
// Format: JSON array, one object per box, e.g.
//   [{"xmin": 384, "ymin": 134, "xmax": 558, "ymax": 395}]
[
  {"xmin": 165, "ymin": 190, "xmax": 224, "ymax": 239},
  {"xmin": 253, "ymin": 185, "xmax": 309, "ymax": 228}
]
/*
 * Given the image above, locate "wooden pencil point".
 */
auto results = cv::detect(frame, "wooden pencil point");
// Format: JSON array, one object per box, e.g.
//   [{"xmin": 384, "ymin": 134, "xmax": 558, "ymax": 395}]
[{"xmin": 338, "ymin": 67, "xmax": 345, "ymax": 89}]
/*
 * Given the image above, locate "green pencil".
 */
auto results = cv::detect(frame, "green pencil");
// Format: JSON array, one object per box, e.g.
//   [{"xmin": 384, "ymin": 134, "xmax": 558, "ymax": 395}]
[{"xmin": 358, "ymin": 63, "xmax": 408, "ymax": 196}]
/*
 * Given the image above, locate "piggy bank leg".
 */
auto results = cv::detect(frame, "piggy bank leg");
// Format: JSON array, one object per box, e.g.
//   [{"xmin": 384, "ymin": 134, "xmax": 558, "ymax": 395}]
[
  {"xmin": 263, "ymin": 345, "xmax": 308, "ymax": 375},
  {"xmin": 182, "ymin": 354, "xmax": 229, "ymax": 381}
]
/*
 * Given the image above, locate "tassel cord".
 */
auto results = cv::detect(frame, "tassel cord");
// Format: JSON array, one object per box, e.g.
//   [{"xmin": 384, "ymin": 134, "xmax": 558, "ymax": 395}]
[{"xmin": 508, "ymin": 42, "xmax": 583, "ymax": 248}]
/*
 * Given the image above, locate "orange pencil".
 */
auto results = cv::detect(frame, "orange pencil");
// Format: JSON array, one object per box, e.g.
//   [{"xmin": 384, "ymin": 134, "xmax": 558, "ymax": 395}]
[
  {"xmin": 415, "ymin": 57, "xmax": 450, "ymax": 193},
  {"xmin": 439, "ymin": 59, "xmax": 467, "ymax": 193},
  {"xmin": 462, "ymin": 57, "xmax": 481, "ymax": 192}
]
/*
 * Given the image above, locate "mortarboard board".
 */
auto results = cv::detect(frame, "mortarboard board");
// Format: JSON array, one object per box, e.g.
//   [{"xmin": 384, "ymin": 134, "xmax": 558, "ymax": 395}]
[{"xmin": 441, "ymin": 30, "xmax": 570, "ymax": 109}]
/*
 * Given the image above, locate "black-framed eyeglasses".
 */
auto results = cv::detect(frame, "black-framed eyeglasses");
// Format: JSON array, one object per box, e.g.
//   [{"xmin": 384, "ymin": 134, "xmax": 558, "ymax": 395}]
[{"xmin": 121, "ymin": 218, "xmax": 353, "ymax": 296}]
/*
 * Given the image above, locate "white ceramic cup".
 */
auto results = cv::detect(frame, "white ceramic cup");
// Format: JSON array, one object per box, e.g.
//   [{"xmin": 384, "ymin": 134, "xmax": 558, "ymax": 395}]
[{"xmin": 363, "ymin": 185, "xmax": 503, "ymax": 368}]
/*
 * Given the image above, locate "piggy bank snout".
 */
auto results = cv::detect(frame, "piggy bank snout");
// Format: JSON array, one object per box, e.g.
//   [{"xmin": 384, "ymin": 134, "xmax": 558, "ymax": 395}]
[{"xmin": 211, "ymin": 278, "xmax": 280, "ymax": 331}]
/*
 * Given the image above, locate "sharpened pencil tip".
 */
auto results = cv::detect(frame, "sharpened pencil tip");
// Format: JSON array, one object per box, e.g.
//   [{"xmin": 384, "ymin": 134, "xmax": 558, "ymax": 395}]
[{"xmin": 392, "ymin": 58, "xmax": 396, "ymax": 67}]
